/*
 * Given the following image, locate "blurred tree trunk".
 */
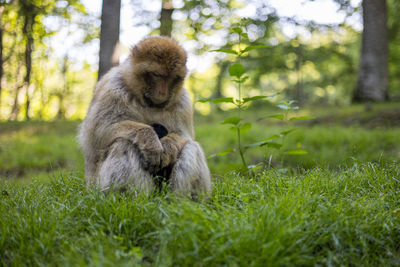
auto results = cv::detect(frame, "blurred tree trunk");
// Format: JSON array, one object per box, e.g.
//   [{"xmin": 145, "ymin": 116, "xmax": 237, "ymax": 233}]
[
  {"xmin": 0, "ymin": 15, "xmax": 3, "ymax": 108},
  {"xmin": 22, "ymin": 12, "xmax": 35, "ymax": 120},
  {"xmin": 353, "ymin": 0, "xmax": 389, "ymax": 102},
  {"xmin": 98, "ymin": 0, "xmax": 121, "ymax": 80},
  {"xmin": 10, "ymin": 60, "xmax": 22, "ymax": 120},
  {"xmin": 295, "ymin": 44, "xmax": 303, "ymax": 105},
  {"xmin": 160, "ymin": 0, "xmax": 173, "ymax": 37}
]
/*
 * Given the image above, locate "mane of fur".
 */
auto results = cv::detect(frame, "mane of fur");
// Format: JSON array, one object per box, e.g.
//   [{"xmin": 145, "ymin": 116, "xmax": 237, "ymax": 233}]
[{"xmin": 131, "ymin": 36, "xmax": 187, "ymax": 73}]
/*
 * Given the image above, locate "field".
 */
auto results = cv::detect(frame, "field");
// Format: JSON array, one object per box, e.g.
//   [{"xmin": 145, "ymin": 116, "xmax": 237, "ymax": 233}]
[{"xmin": 1, "ymin": 103, "xmax": 400, "ymax": 266}]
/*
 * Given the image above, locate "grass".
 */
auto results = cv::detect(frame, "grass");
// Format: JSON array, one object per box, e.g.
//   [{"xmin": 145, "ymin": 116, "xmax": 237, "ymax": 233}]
[{"xmin": 0, "ymin": 103, "xmax": 400, "ymax": 265}]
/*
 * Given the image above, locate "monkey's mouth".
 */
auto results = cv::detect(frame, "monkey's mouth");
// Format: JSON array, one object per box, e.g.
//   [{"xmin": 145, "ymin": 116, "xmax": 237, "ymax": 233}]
[{"xmin": 143, "ymin": 95, "xmax": 169, "ymax": 108}]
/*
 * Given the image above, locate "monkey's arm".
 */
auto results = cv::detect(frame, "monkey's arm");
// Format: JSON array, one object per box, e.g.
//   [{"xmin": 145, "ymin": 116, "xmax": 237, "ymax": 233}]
[
  {"xmin": 105, "ymin": 120, "xmax": 165, "ymax": 173},
  {"xmin": 160, "ymin": 133, "xmax": 188, "ymax": 166}
]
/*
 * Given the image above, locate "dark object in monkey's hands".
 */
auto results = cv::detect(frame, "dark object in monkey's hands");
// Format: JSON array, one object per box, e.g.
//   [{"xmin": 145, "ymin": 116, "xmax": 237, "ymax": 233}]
[
  {"xmin": 151, "ymin": 123, "xmax": 172, "ymax": 185},
  {"xmin": 152, "ymin": 123, "xmax": 168, "ymax": 139}
]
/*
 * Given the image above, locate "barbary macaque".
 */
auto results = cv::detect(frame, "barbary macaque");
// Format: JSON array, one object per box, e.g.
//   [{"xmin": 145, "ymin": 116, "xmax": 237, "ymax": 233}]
[{"xmin": 78, "ymin": 36, "xmax": 211, "ymax": 196}]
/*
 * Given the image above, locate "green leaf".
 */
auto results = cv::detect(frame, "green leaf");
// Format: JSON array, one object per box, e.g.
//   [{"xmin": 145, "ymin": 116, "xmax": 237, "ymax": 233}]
[
  {"xmin": 221, "ymin": 116, "xmax": 242, "ymax": 125},
  {"xmin": 280, "ymin": 128, "xmax": 296, "ymax": 136},
  {"xmin": 232, "ymin": 75, "xmax": 249, "ymax": 84},
  {"xmin": 241, "ymin": 76, "xmax": 249, "ymax": 83},
  {"xmin": 229, "ymin": 63, "xmax": 246, "ymax": 78},
  {"xmin": 233, "ymin": 27, "xmax": 242, "ymax": 34},
  {"xmin": 285, "ymin": 149, "xmax": 308, "ymax": 155},
  {"xmin": 240, "ymin": 122, "xmax": 252, "ymax": 134},
  {"xmin": 240, "ymin": 33, "xmax": 249, "ymax": 40},
  {"xmin": 268, "ymin": 114, "xmax": 284, "ymax": 120},
  {"xmin": 197, "ymin": 99, "xmax": 212, "ymax": 103},
  {"xmin": 208, "ymin": 148, "xmax": 235, "ymax": 158},
  {"xmin": 245, "ymin": 141, "xmax": 282, "ymax": 149},
  {"xmin": 240, "ymin": 45, "xmax": 268, "ymax": 54},
  {"xmin": 243, "ymin": 95, "xmax": 267, "ymax": 103},
  {"xmin": 289, "ymin": 116, "xmax": 316, "ymax": 121},
  {"xmin": 263, "ymin": 142, "xmax": 282, "ymax": 149},
  {"xmin": 263, "ymin": 134, "xmax": 281, "ymax": 141},
  {"xmin": 211, "ymin": 48, "xmax": 238, "ymax": 55},
  {"xmin": 212, "ymin": 97, "xmax": 234, "ymax": 104},
  {"xmin": 197, "ymin": 97, "xmax": 234, "ymax": 104}
]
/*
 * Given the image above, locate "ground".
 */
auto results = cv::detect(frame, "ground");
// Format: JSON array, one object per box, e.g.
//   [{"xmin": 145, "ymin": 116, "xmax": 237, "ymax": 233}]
[{"xmin": 1, "ymin": 102, "xmax": 399, "ymax": 266}]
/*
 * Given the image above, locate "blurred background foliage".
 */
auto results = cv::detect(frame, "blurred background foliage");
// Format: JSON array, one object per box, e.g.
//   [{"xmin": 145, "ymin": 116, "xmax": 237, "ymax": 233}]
[{"xmin": 0, "ymin": 0, "xmax": 399, "ymax": 121}]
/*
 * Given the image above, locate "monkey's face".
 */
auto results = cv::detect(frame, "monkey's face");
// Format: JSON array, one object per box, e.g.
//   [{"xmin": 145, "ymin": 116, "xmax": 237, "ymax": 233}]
[
  {"xmin": 141, "ymin": 69, "xmax": 185, "ymax": 107},
  {"xmin": 130, "ymin": 36, "xmax": 188, "ymax": 108}
]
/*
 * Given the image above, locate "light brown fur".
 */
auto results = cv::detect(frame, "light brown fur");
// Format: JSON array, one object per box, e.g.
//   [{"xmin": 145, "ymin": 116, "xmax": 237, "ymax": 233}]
[{"xmin": 78, "ymin": 36, "xmax": 211, "ymax": 195}]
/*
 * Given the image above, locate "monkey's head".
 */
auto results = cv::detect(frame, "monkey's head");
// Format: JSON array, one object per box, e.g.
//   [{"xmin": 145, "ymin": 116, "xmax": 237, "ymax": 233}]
[{"xmin": 128, "ymin": 36, "xmax": 187, "ymax": 108}]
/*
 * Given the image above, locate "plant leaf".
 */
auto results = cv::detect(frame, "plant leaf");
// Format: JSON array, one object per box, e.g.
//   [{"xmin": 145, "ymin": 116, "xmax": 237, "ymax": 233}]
[
  {"xmin": 197, "ymin": 97, "xmax": 234, "ymax": 104},
  {"xmin": 245, "ymin": 141, "xmax": 282, "ymax": 149},
  {"xmin": 232, "ymin": 76, "xmax": 249, "ymax": 84},
  {"xmin": 243, "ymin": 95, "xmax": 267, "ymax": 103},
  {"xmin": 289, "ymin": 116, "xmax": 316, "ymax": 121},
  {"xmin": 208, "ymin": 148, "xmax": 235, "ymax": 158},
  {"xmin": 211, "ymin": 48, "xmax": 238, "ymax": 55},
  {"xmin": 212, "ymin": 97, "xmax": 235, "ymax": 104},
  {"xmin": 263, "ymin": 142, "xmax": 282, "ymax": 149},
  {"xmin": 241, "ymin": 76, "xmax": 249, "ymax": 83},
  {"xmin": 240, "ymin": 45, "xmax": 268, "ymax": 54},
  {"xmin": 280, "ymin": 128, "xmax": 296, "ymax": 136},
  {"xmin": 233, "ymin": 27, "xmax": 242, "ymax": 34},
  {"xmin": 197, "ymin": 99, "xmax": 212, "ymax": 103},
  {"xmin": 285, "ymin": 149, "xmax": 308, "ymax": 155},
  {"xmin": 221, "ymin": 116, "xmax": 242, "ymax": 125},
  {"xmin": 229, "ymin": 63, "xmax": 246, "ymax": 78},
  {"xmin": 263, "ymin": 134, "xmax": 281, "ymax": 141},
  {"xmin": 240, "ymin": 33, "xmax": 249, "ymax": 40},
  {"xmin": 268, "ymin": 114, "xmax": 285, "ymax": 120},
  {"xmin": 240, "ymin": 122, "xmax": 252, "ymax": 134}
]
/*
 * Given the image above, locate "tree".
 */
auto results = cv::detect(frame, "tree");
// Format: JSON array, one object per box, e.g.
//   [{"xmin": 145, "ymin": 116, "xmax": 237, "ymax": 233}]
[
  {"xmin": 98, "ymin": 0, "xmax": 121, "ymax": 80},
  {"xmin": 0, "ymin": 6, "xmax": 3, "ymax": 107},
  {"xmin": 19, "ymin": 0, "xmax": 36, "ymax": 120},
  {"xmin": 160, "ymin": 0, "xmax": 173, "ymax": 37},
  {"xmin": 353, "ymin": 0, "xmax": 389, "ymax": 102}
]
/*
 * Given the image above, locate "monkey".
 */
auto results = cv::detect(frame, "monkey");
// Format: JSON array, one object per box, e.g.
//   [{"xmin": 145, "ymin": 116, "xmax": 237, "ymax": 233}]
[{"xmin": 78, "ymin": 36, "xmax": 211, "ymax": 196}]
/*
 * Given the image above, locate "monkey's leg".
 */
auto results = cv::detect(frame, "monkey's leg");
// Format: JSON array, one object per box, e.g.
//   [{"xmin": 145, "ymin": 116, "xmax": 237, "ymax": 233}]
[
  {"xmin": 98, "ymin": 139, "xmax": 155, "ymax": 194},
  {"xmin": 169, "ymin": 141, "xmax": 211, "ymax": 195}
]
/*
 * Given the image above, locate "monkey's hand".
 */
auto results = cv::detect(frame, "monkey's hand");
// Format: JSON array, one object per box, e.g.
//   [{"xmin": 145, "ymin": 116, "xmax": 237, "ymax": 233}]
[
  {"xmin": 160, "ymin": 133, "xmax": 188, "ymax": 168},
  {"xmin": 136, "ymin": 127, "xmax": 164, "ymax": 173}
]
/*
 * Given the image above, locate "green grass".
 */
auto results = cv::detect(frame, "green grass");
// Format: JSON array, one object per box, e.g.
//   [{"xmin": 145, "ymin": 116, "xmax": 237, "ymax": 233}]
[
  {"xmin": 0, "ymin": 103, "xmax": 400, "ymax": 265},
  {"xmin": 1, "ymin": 164, "xmax": 399, "ymax": 265}
]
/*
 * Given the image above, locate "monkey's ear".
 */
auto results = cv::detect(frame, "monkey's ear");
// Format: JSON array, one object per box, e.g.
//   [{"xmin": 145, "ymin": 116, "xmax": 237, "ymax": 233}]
[{"xmin": 131, "ymin": 45, "xmax": 140, "ymax": 59}]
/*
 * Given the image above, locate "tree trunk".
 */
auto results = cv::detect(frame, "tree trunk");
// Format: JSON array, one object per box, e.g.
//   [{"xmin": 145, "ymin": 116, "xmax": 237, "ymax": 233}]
[
  {"xmin": 295, "ymin": 44, "xmax": 303, "ymax": 105},
  {"xmin": 160, "ymin": 0, "xmax": 173, "ymax": 37},
  {"xmin": 22, "ymin": 13, "xmax": 35, "ymax": 120},
  {"xmin": 98, "ymin": 0, "xmax": 121, "ymax": 80},
  {"xmin": 0, "ymin": 20, "xmax": 3, "ymax": 108},
  {"xmin": 353, "ymin": 0, "xmax": 389, "ymax": 102},
  {"xmin": 10, "ymin": 61, "xmax": 22, "ymax": 120}
]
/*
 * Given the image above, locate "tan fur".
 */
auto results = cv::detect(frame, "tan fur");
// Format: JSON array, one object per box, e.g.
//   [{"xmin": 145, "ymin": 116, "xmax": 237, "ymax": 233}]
[{"xmin": 78, "ymin": 36, "xmax": 211, "ymax": 196}]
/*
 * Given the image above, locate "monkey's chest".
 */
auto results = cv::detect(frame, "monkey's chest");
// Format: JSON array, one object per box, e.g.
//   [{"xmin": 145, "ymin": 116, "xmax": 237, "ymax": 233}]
[{"xmin": 139, "ymin": 110, "xmax": 180, "ymax": 132}]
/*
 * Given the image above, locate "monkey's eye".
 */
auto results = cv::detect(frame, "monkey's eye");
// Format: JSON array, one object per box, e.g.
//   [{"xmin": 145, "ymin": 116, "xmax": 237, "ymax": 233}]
[
  {"xmin": 172, "ymin": 76, "xmax": 183, "ymax": 85},
  {"xmin": 151, "ymin": 72, "xmax": 162, "ymax": 78}
]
